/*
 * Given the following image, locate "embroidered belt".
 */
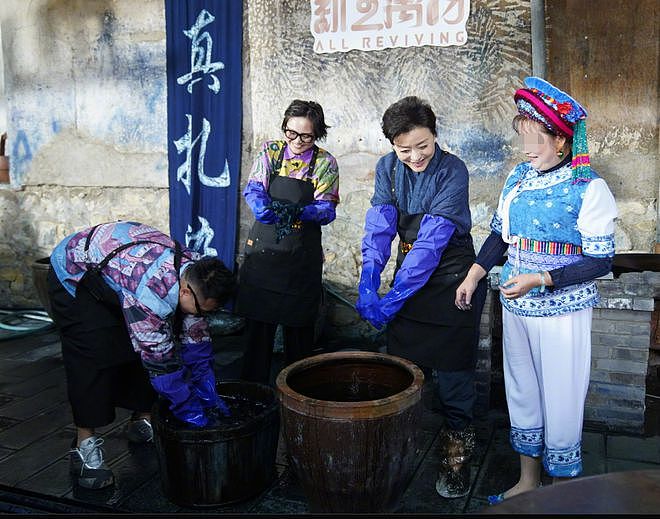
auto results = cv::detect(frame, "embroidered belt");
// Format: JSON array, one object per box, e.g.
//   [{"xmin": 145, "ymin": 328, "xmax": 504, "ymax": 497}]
[
  {"xmin": 515, "ymin": 237, "xmax": 581, "ymax": 255},
  {"xmin": 400, "ymin": 241, "xmax": 413, "ymax": 254}
]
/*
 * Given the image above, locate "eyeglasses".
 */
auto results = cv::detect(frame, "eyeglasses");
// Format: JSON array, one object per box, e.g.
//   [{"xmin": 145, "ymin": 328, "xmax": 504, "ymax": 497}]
[
  {"xmin": 187, "ymin": 284, "xmax": 208, "ymax": 317},
  {"xmin": 284, "ymin": 128, "xmax": 315, "ymax": 143}
]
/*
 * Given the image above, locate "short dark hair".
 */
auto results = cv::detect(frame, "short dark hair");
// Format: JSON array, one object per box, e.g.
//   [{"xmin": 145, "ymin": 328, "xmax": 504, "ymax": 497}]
[
  {"xmin": 281, "ymin": 99, "xmax": 330, "ymax": 141},
  {"xmin": 381, "ymin": 96, "xmax": 437, "ymax": 144},
  {"xmin": 183, "ymin": 257, "xmax": 236, "ymax": 305}
]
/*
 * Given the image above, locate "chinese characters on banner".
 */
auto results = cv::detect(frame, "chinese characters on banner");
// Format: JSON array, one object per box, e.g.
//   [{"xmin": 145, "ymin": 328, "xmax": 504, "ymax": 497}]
[
  {"xmin": 165, "ymin": 0, "xmax": 242, "ymax": 270},
  {"xmin": 310, "ymin": 0, "xmax": 470, "ymax": 53}
]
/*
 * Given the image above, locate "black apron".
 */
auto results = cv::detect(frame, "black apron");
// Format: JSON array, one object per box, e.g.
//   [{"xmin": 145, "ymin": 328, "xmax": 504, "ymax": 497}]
[
  {"xmin": 74, "ymin": 226, "xmax": 185, "ymax": 368},
  {"xmin": 236, "ymin": 145, "xmax": 323, "ymax": 327},
  {"xmin": 386, "ymin": 213, "xmax": 478, "ymax": 371}
]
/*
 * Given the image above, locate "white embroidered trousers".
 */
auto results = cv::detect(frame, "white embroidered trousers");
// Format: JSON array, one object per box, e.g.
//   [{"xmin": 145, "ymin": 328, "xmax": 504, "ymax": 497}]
[{"xmin": 502, "ymin": 306, "xmax": 592, "ymax": 477}]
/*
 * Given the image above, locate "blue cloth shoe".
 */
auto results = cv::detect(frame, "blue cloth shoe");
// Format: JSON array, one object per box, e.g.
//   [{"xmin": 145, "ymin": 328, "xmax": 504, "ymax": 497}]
[{"xmin": 487, "ymin": 483, "xmax": 542, "ymax": 505}]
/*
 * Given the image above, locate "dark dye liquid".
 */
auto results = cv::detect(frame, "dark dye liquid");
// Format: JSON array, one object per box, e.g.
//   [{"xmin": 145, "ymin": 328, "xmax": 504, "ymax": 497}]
[
  {"xmin": 210, "ymin": 394, "xmax": 269, "ymax": 427},
  {"xmin": 288, "ymin": 363, "xmax": 413, "ymax": 402},
  {"xmin": 297, "ymin": 381, "xmax": 397, "ymax": 402},
  {"xmin": 162, "ymin": 394, "xmax": 269, "ymax": 429}
]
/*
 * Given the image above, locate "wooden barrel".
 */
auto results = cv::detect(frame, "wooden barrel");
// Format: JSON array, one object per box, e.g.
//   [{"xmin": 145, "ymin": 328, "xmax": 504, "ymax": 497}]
[
  {"xmin": 152, "ymin": 380, "xmax": 280, "ymax": 508},
  {"xmin": 0, "ymin": 155, "xmax": 8, "ymax": 183},
  {"xmin": 31, "ymin": 257, "xmax": 55, "ymax": 320},
  {"xmin": 276, "ymin": 351, "xmax": 424, "ymax": 513}
]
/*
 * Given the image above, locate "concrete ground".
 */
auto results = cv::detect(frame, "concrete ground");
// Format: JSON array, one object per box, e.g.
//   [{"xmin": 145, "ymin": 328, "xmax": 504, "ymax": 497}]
[{"xmin": 0, "ymin": 310, "xmax": 658, "ymax": 515}]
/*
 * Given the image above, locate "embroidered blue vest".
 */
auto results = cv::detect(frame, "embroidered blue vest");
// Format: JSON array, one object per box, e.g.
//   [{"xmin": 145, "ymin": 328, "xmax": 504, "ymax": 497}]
[{"xmin": 491, "ymin": 162, "xmax": 615, "ymax": 317}]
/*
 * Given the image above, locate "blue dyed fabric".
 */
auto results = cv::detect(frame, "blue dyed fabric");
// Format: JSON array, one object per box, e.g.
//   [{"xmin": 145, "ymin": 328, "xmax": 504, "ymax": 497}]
[
  {"xmin": 543, "ymin": 444, "xmax": 583, "ymax": 478},
  {"xmin": 510, "ymin": 426, "xmax": 582, "ymax": 477},
  {"xmin": 510, "ymin": 426, "xmax": 544, "ymax": 458}
]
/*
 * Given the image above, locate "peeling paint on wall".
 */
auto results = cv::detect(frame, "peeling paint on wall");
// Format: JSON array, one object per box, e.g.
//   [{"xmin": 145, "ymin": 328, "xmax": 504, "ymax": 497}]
[
  {"xmin": 11, "ymin": 129, "xmax": 32, "ymax": 179},
  {"xmin": 0, "ymin": 0, "xmax": 656, "ymax": 308},
  {"xmin": 243, "ymin": 0, "xmax": 533, "ymax": 292},
  {"xmin": 443, "ymin": 126, "xmax": 509, "ymax": 177}
]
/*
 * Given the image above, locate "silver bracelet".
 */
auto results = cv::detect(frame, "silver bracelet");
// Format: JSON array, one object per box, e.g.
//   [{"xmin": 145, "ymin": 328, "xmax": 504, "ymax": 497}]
[{"xmin": 539, "ymin": 271, "xmax": 546, "ymax": 293}]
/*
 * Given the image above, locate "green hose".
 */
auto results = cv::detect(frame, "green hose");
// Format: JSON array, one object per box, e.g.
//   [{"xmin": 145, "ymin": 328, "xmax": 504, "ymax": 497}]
[
  {"xmin": 323, "ymin": 282, "xmax": 357, "ymax": 311},
  {"xmin": 322, "ymin": 282, "xmax": 387, "ymax": 339},
  {"xmin": 0, "ymin": 310, "xmax": 53, "ymax": 334}
]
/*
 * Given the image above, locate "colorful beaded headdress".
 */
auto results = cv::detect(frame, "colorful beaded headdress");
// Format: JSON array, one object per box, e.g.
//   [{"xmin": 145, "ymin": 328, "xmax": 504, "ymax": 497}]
[{"xmin": 514, "ymin": 76, "xmax": 591, "ymax": 183}]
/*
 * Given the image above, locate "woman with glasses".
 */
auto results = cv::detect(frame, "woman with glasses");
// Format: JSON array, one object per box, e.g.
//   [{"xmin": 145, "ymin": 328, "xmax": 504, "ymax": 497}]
[
  {"xmin": 356, "ymin": 96, "xmax": 485, "ymax": 499},
  {"xmin": 236, "ymin": 99, "xmax": 339, "ymax": 384},
  {"xmin": 47, "ymin": 220, "xmax": 237, "ymax": 489}
]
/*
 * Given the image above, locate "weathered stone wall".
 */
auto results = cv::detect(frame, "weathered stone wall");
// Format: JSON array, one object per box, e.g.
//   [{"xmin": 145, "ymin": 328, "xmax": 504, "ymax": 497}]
[
  {"xmin": 0, "ymin": 0, "xmax": 656, "ymax": 309},
  {"xmin": 0, "ymin": 186, "xmax": 169, "ymax": 307},
  {"xmin": 547, "ymin": 0, "xmax": 659, "ymax": 252},
  {"xmin": 242, "ymin": 0, "xmax": 533, "ymax": 300},
  {"xmin": 0, "ymin": 0, "xmax": 169, "ymax": 307}
]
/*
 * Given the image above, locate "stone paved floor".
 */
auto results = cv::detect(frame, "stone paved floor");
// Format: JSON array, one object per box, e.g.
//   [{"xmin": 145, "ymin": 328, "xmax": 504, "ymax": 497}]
[{"xmin": 0, "ymin": 318, "xmax": 659, "ymax": 515}]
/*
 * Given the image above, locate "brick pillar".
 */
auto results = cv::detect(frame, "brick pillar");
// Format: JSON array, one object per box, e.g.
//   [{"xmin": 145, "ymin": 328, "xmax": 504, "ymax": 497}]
[
  {"xmin": 585, "ymin": 271, "xmax": 659, "ymax": 433},
  {"xmin": 474, "ymin": 283, "xmax": 497, "ymax": 417}
]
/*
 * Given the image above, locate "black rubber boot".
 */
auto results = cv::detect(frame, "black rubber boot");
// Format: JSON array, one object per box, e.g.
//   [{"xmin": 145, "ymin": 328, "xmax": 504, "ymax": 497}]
[{"xmin": 435, "ymin": 427, "xmax": 475, "ymax": 499}]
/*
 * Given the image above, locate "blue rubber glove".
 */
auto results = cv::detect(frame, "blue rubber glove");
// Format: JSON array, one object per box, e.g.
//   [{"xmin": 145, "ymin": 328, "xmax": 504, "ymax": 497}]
[
  {"xmin": 360, "ymin": 204, "xmax": 398, "ymax": 274},
  {"xmin": 243, "ymin": 180, "xmax": 277, "ymax": 224},
  {"xmin": 193, "ymin": 374, "xmax": 231, "ymax": 417},
  {"xmin": 299, "ymin": 200, "xmax": 337, "ymax": 225},
  {"xmin": 377, "ymin": 214, "xmax": 456, "ymax": 324},
  {"xmin": 361, "ymin": 288, "xmax": 387, "ymax": 329},
  {"xmin": 150, "ymin": 368, "xmax": 208, "ymax": 427},
  {"xmin": 181, "ymin": 341, "xmax": 230, "ymax": 417},
  {"xmin": 356, "ymin": 267, "xmax": 381, "ymax": 321},
  {"xmin": 356, "ymin": 204, "xmax": 398, "ymax": 325}
]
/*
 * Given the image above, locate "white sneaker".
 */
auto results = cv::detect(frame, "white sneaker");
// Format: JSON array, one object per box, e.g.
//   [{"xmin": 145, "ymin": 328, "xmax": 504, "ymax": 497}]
[{"xmin": 69, "ymin": 436, "xmax": 114, "ymax": 489}]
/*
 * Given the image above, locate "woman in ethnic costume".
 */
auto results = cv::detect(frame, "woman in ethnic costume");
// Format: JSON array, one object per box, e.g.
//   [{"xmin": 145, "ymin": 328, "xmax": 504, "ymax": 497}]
[
  {"xmin": 236, "ymin": 100, "xmax": 339, "ymax": 384},
  {"xmin": 455, "ymin": 77, "xmax": 618, "ymax": 503},
  {"xmin": 356, "ymin": 96, "xmax": 486, "ymax": 499}
]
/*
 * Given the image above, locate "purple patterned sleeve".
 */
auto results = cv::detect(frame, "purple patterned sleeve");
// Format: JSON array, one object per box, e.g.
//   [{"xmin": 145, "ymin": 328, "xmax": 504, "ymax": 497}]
[
  {"xmin": 248, "ymin": 140, "xmax": 278, "ymax": 189},
  {"xmin": 181, "ymin": 314, "xmax": 212, "ymax": 345},
  {"xmin": 122, "ymin": 294, "xmax": 177, "ymax": 363},
  {"xmin": 124, "ymin": 299, "xmax": 212, "ymax": 365}
]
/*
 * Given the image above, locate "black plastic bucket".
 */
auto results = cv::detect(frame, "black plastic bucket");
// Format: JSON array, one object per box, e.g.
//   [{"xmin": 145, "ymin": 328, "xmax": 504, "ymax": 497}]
[{"xmin": 152, "ymin": 380, "xmax": 280, "ymax": 508}]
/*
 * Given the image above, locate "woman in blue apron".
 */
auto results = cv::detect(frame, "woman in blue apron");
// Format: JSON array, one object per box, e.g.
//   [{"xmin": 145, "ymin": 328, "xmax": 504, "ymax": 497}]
[
  {"xmin": 356, "ymin": 96, "xmax": 486, "ymax": 499},
  {"xmin": 236, "ymin": 100, "xmax": 340, "ymax": 383}
]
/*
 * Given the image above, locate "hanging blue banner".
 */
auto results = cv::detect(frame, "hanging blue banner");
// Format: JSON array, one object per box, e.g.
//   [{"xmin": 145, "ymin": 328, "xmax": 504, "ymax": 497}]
[{"xmin": 165, "ymin": 0, "xmax": 242, "ymax": 271}]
